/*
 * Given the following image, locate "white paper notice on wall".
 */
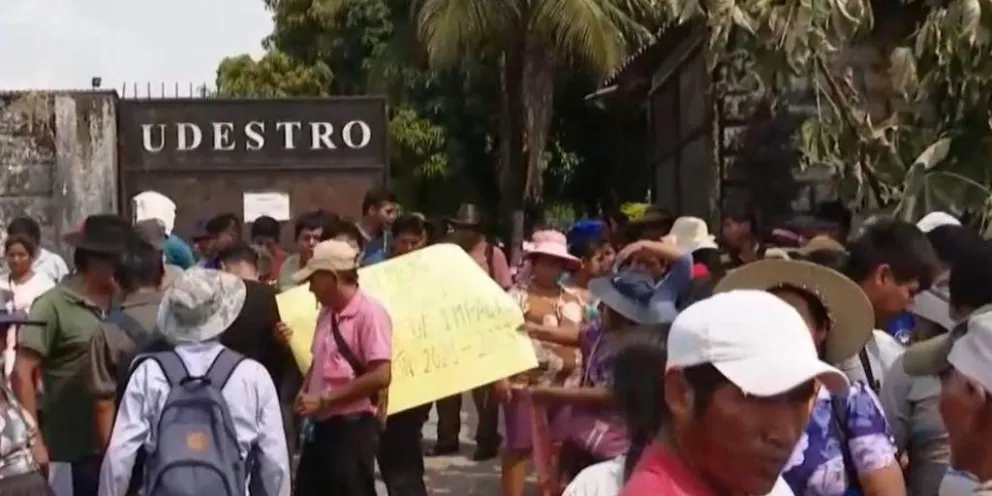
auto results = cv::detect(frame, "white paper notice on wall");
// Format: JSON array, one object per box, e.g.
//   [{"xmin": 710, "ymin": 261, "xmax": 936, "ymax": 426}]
[{"xmin": 243, "ymin": 191, "xmax": 291, "ymax": 222}]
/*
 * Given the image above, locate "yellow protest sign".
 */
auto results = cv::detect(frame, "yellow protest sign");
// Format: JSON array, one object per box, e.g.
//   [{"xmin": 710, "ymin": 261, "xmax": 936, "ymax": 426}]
[{"xmin": 277, "ymin": 243, "xmax": 536, "ymax": 414}]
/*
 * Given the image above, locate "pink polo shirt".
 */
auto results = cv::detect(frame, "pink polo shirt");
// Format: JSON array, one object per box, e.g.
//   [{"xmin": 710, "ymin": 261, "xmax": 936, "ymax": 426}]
[{"xmin": 308, "ymin": 290, "xmax": 392, "ymax": 418}]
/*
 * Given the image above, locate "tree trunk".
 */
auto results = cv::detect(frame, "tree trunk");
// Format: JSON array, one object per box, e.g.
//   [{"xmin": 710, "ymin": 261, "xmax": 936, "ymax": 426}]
[
  {"xmin": 498, "ymin": 35, "xmax": 529, "ymax": 266},
  {"xmin": 522, "ymin": 37, "xmax": 556, "ymax": 200}
]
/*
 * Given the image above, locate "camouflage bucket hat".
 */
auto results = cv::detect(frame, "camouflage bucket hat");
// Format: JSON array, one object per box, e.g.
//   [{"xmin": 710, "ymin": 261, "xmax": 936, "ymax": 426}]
[{"xmin": 157, "ymin": 267, "xmax": 246, "ymax": 343}]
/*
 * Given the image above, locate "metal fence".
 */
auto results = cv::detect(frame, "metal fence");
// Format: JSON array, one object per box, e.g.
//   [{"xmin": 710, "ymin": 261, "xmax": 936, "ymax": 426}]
[{"xmin": 119, "ymin": 81, "xmax": 213, "ymax": 99}]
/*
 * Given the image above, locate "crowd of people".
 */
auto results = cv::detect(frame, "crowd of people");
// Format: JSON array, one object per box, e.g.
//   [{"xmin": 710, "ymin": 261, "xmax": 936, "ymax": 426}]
[{"xmin": 0, "ymin": 186, "xmax": 988, "ymax": 496}]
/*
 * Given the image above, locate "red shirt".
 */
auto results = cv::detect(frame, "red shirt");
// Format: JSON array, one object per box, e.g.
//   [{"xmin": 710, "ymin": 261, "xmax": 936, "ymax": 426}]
[
  {"xmin": 691, "ymin": 263, "xmax": 710, "ymax": 279},
  {"xmin": 620, "ymin": 442, "xmax": 716, "ymax": 496}
]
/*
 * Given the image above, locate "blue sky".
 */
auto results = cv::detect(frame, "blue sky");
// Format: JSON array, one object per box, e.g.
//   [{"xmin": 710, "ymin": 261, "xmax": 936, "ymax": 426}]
[{"xmin": 0, "ymin": 0, "xmax": 272, "ymax": 94}]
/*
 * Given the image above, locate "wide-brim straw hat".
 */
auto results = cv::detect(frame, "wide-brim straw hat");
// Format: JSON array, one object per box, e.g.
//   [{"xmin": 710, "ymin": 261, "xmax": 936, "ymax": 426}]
[{"xmin": 714, "ymin": 258, "xmax": 874, "ymax": 365}]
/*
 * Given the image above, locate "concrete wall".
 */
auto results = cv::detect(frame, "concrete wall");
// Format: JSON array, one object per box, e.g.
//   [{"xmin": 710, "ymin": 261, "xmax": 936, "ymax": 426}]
[{"xmin": 0, "ymin": 91, "xmax": 118, "ymax": 259}]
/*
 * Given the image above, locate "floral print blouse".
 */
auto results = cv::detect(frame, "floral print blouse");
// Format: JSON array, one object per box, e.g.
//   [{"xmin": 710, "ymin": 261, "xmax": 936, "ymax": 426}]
[{"xmin": 782, "ymin": 382, "xmax": 898, "ymax": 496}]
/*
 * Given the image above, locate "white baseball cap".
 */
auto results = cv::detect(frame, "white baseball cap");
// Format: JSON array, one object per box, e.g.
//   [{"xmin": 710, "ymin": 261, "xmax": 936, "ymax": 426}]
[
  {"xmin": 667, "ymin": 290, "xmax": 850, "ymax": 396},
  {"xmin": 916, "ymin": 211, "xmax": 960, "ymax": 233},
  {"xmin": 910, "ymin": 272, "xmax": 954, "ymax": 331},
  {"xmin": 946, "ymin": 311, "xmax": 992, "ymax": 393}
]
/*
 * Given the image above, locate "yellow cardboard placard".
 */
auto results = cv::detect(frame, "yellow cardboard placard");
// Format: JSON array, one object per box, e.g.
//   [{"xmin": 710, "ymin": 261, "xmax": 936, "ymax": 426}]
[{"xmin": 277, "ymin": 243, "xmax": 536, "ymax": 414}]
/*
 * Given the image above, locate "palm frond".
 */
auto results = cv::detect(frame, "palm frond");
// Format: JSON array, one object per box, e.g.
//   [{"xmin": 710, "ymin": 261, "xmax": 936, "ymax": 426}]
[
  {"xmin": 531, "ymin": 0, "xmax": 638, "ymax": 73},
  {"xmin": 414, "ymin": 0, "xmax": 515, "ymax": 68}
]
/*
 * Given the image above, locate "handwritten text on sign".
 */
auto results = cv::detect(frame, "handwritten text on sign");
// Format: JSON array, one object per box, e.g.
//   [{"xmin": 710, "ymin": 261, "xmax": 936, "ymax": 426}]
[{"xmin": 277, "ymin": 244, "xmax": 535, "ymax": 414}]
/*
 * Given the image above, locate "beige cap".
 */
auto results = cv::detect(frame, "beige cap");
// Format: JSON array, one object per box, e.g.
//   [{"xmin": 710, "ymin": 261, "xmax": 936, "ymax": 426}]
[{"xmin": 291, "ymin": 239, "xmax": 359, "ymax": 283}]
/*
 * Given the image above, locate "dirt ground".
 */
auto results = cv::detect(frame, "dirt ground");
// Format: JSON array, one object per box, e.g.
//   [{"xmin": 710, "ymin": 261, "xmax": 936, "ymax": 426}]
[{"xmin": 375, "ymin": 395, "xmax": 538, "ymax": 495}]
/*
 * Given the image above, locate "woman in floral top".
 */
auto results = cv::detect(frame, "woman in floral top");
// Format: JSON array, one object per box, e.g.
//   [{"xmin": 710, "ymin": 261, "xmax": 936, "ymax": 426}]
[
  {"xmin": 497, "ymin": 230, "xmax": 585, "ymax": 496},
  {"xmin": 716, "ymin": 259, "xmax": 907, "ymax": 496},
  {"xmin": 0, "ymin": 310, "xmax": 50, "ymax": 495}
]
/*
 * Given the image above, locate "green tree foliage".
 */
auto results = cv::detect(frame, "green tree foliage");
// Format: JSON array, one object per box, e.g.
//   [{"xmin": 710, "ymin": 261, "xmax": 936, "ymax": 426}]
[
  {"xmin": 218, "ymin": 0, "xmax": 662, "ymax": 230},
  {"xmin": 217, "ymin": 0, "xmax": 485, "ymax": 212},
  {"xmin": 215, "ymin": 51, "xmax": 331, "ymax": 97},
  {"xmin": 410, "ymin": 0, "xmax": 664, "ymax": 252}
]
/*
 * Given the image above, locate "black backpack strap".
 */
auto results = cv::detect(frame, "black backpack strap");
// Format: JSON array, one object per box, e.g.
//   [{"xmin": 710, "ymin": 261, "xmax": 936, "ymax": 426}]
[
  {"xmin": 205, "ymin": 349, "xmax": 246, "ymax": 389},
  {"xmin": 106, "ymin": 309, "xmax": 149, "ymax": 345},
  {"xmin": 329, "ymin": 313, "xmax": 382, "ymax": 405},
  {"xmin": 329, "ymin": 313, "xmax": 365, "ymax": 375},
  {"xmin": 830, "ymin": 394, "xmax": 862, "ymax": 491},
  {"xmin": 858, "ymin": 348, "xmax": 879, "ymax": 392},
  {"xmin": 148, "ymin": 351, "xmax": 190, "ymax": 387}
]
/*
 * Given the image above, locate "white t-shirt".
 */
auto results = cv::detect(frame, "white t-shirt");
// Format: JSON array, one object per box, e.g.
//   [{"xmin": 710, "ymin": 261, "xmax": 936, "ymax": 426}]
[
  {"xmin": 0, "ymin": 271, "xmax": 55, "ymax": 379},
  {"xmin": 563, "ymin": 456, "xmax": 796, "ymax": 496},
  {"xmin": 839, "ymin": 330, "xmax": 905, "ymax": 390}
]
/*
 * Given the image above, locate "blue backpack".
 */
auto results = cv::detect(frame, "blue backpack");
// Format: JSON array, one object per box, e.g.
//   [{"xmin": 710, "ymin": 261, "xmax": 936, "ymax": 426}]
[{"xmin": 137, "ymin": 349, "xmax": 246, "ymax": 496}]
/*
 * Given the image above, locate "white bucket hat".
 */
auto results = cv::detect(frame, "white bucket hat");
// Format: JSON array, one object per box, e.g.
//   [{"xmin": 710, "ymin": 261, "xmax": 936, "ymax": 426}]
[
  {"xmin": 667, "ymin": 290, "xmax": 850, "ymax": 396},
  {"xmin": 157, "ymin": 267, "xmax": 246, "ymax": 343},
  {"xmin": 669, "ymin": 216, "xmax": 717, "ymax": 252}
]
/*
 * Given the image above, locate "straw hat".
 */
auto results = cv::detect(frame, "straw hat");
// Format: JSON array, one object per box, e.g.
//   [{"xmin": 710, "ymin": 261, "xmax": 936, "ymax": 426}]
[
  {"xmin": 714, "ymin": 258, "xmax": 874, "ymax": 364},
  {"xmin": 524, "ymin": 230, "xmax": 580, "ymax": 269},
  {"xmin": 669, "ymin": 216, "xmax": 718, "ymax": 252}
]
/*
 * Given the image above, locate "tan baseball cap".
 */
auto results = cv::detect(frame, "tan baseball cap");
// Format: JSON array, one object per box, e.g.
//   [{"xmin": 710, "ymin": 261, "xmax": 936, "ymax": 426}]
[{"xmin": 291, "ymin": 239, "xmax": 359, "ymax": 283}]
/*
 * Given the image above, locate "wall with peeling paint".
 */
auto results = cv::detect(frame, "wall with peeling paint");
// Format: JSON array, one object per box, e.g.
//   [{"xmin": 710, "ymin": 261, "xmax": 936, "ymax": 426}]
[{"xmin": 0, "ymin": 91, "xmax": 118, "ymax": 259}]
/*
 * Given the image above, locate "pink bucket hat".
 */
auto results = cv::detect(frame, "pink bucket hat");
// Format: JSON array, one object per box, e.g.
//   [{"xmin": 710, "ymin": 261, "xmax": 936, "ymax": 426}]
[{"xmin": 524, "ymin": 230, "xmax": 580, "ymax": 268}]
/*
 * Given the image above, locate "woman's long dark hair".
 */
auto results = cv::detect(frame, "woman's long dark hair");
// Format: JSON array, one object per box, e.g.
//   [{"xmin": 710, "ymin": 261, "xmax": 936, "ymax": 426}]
[{"xmin": 611, "ymin": 339, "xmax": 669, "ymax": 480}]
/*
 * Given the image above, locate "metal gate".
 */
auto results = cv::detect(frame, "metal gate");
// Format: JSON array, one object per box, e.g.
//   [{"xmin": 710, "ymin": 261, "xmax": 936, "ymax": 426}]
[
  {"xmin": 117, "ymin": 97, "xmax": 388, "ymax": 244},
  {"xmin": 646, "ymin": 23, "xmax": 719, "ymax": 223}
]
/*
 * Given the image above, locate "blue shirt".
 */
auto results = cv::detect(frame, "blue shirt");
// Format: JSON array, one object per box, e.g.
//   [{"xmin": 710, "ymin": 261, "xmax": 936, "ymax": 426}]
[
  {"xmin": 886, "ymin": 312, "xmax": 914, "ymax": 345},
  {"xmin": 163, "ymin": 234, "xmax": 196, "ymax": 269},
  {"xmin": 360, "ymin": 234, "xmax": 388, "ymax": 267}
]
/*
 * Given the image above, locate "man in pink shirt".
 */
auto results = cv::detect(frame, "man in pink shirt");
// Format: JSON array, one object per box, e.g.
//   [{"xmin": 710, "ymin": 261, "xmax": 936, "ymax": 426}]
[
  {"xmin": 291, "ymin": 239, "xmax": 392, "ymax": 496},
  {"xmin": 622, "ymin": 291, "xmax": 849, "ymax": 495}
]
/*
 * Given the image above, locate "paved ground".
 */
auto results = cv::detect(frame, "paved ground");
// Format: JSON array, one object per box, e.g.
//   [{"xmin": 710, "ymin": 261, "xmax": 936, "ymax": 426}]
[{"xmin": 375, "ymin": 394, "xmax": 537, "ymax": 495}]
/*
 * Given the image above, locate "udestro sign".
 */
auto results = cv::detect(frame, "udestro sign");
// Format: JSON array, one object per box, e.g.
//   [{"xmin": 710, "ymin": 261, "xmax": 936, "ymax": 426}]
[{"xmin": 119, "ymin": 97, "xmax": 387, "ymax": 169}]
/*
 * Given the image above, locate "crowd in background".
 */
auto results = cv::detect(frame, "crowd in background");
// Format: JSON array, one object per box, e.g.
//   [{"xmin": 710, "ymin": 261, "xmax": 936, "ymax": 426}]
[{"xmin": 0, "ymin": 188, "xmax": 989, "ymax": 496}]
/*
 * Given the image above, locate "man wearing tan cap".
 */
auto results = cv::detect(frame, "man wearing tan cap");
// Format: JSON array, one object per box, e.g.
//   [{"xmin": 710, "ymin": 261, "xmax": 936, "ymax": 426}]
[{"xmin": 292, "ymin": 240, "xmax": 393, "ymax": 496}]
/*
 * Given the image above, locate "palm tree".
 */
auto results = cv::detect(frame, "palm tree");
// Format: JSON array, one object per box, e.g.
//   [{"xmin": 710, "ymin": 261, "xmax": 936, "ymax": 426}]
[{"xmin": 410, "ymin": 0, "xmax": 663, "ymax": 258}]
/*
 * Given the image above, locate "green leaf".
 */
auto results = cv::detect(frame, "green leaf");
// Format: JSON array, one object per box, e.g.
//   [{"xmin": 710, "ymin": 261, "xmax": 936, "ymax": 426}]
[{"xmin": 912, "ymin": 137, "xmax": 953, "ymax": 171}]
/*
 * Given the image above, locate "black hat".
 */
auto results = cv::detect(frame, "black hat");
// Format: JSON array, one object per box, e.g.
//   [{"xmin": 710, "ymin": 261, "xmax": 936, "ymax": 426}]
[
  {"xmin": 64, "ymin": 214, "xmax": 135, "ymax": 253},
  {"xmin": 0, "ymin": 308, "xmax": 44, "ymax": 327},
  {"xmin": 446, "ymin": 204, "xmax": 485, "ymax": 227}
]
